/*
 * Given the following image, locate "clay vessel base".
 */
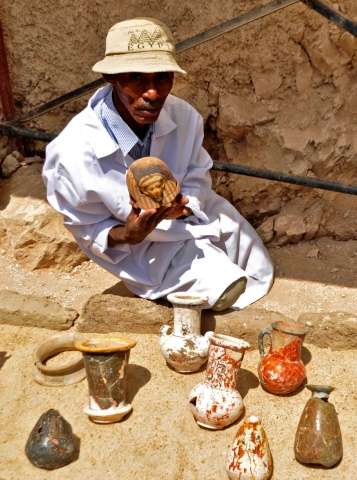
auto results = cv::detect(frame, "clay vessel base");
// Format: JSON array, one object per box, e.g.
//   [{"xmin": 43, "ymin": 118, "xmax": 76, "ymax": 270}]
[
  {"xmin": 84, "ymin": 404, "xmax": 132, "ymax": 424},
  {"xmin": 169, "ymin": 363, "xmax": 204, "ymax": 374},
  {"xmin": 195, "ymin": 420, "xmax": 224, "ymax": 430}
]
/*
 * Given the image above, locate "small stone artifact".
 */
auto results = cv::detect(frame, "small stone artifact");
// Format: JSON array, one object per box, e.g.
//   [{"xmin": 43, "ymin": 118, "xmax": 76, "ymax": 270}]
[
  {"xmin": 75, "ymin": 335, "xmax": 136, "ymax": 424},
  {"xmin": 189, "ymin": 333, "xmax": 250, "ymax": 429},
  {"xmin": 258, "ymin": 321, "xmax": 307, "ymax": 395},
  {"xmin": 294, "ymin": 385, "xmax": 343, "ymax": 468},
  {"xmin": 25, "ymin": 409, "xmax": 79, "ymax": 470},
  {"xmin": 126, "ymin": 156, "xmax": 180, "ymax": 209},
  {"xmin": 160, "ymin": 292, "xmax": 213, "ymax": 373},
  {"xmin": 226, "ymin": 415, "xmax": 273, "ymax": 480},
  {"xmin": 33, "ymin": 332, "xmax": 86, "ymax": 386}
]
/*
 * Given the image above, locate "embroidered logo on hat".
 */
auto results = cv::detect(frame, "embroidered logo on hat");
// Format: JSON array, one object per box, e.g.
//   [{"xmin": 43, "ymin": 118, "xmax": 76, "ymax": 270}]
[
  {"xmin": 128, "ymin": 27, "xmax": 171, "ymax": 51},
  {"xmin": 92, "ymin": 17, "xmax": 186, "ymax": 75}
]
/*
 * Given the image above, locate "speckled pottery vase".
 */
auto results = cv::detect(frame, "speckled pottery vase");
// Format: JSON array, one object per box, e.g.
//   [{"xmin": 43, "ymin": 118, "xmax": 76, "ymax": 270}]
[
  {"xmin": 189, "ymin": 333, "xmax": 250, "ymax": 429},
  {"xmin": 75, "ymin": 336, "xmax": 136, "ymax": 424},
  {"xmin": 160, "ymin": 292, "xmax": 213, "ymax": 373},
  {"xmin": 258, "ymin": 321, "xmax": 307, "ymax": 395},
  {"xmin": 25, "ymin": 409, "xmax": 79, "ymax": 470},
  {"xmin": 226, "ymin": 415, "xmax": 273, "ymax": 480},
  {"xmin": 294, "ymin": 385, "xmax": 343, "ymax": 468}
]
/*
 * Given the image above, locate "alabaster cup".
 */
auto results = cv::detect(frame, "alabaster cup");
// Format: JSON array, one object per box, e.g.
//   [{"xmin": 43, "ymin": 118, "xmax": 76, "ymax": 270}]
[{"xmin": 75, "ymin": 336, "xmax": 136, "ymax": 424}]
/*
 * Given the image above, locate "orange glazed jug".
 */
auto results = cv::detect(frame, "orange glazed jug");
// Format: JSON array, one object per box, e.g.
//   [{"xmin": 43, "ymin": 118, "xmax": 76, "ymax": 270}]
[{"xmin": 258, "ymin": 321, "xmax": 307, "ymax": 395}]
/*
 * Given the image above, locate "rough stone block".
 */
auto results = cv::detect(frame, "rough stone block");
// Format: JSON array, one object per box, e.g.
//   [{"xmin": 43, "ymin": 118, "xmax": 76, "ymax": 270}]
[
  {"xmin": 77, "ymin": 294, "xmax": 173, "ymax": 334},
  {"xmin": 0, "ymin": 290, "xmax": 78, "ymax": 330},
  {"xmin": 208, "ymin": 308, "xmax": 289, "ymax": 349},
  {"xmin": 0, "ymin": 164, "xmax": 88, "ymax": 272},
  {"xmin": 1, "ymin": 151, "xmax": 22, "ymax": 178},
  {"xmin": 298, "ymin": 312, "xmax": 357, "ymax": 350}
]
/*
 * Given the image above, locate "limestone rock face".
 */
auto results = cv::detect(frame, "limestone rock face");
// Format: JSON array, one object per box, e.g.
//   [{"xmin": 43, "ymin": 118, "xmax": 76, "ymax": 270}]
[
  {"xmin": 1, "ymin": 0, "xmax": 357, "ymax": 246},
  {"xmin": 0, "ymin": 290, "xmax": 78, "ymax": 330},
  {"xmin": 0, "ymin": 136, "xmax": 11, "ymax": 162},
  {"xmin": 299, "ymin": 312, "xmax": 357, "ymax": 350},
  {"xmin": 1, "ymin": 151, "xmax": 22, "ymax": 178},
  {"xmin": 0, "ymin": 163, "xmax": 88, "ymax": 271},
  {"xmin": 77, "ymin": 294, "xmax": 173, "ymax": 334}
]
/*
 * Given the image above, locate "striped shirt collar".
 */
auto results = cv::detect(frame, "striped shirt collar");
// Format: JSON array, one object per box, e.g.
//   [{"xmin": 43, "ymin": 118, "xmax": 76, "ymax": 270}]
[
  {"xmin": 94, "ymin": 88, "xmax": 154, "ymax": 158},
  {"xmin": 87, "ymin": 86, "xmax": 177, "ymax": 160}
]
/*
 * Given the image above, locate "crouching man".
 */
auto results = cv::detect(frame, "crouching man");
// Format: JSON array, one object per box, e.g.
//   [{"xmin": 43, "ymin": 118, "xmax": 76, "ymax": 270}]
[{"xmin": 43, "ymin": 18, "xmax": 274, "ymax": 311}]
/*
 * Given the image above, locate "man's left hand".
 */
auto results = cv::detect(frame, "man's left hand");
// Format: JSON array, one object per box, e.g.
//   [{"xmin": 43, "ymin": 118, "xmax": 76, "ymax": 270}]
[{"xmin": 165, "ymin": 194, "xmax": 192, "ymax": 220}]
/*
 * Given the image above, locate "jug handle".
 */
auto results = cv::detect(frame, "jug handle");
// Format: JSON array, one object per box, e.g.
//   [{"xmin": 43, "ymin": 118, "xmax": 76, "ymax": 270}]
[{"xmin": 258, "ymin": 325, "xmax": 273, "ymax": 358}]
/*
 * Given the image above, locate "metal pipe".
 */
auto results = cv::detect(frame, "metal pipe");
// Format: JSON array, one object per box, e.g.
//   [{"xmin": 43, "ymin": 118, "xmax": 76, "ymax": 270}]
[
  {"xmin": 176, "ymin": 0, "xmax": 300, "ymax": 52},
  {"xmin": 13, "ymin": 78, "xmax": 105, "ymax": 126},
  {"xmin": 1, "ymin": 121, "xmax": 356, "ymax": 196},
  {"xmin": 0, "ymin": 122, "xmax": 55, "ymax": 142},
  {"xmin": 212, "ymin": 162, "xmax": 357, "ymax": 196},
  {"xmin": 303, "ymin": 0, "xmax": 357, "ymax": 36}
]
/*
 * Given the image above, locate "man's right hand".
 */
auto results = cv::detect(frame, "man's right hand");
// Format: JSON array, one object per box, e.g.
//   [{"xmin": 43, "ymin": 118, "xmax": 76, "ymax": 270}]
[{"xmin": 108, "ymin": 205, "xmax": 171, "ymax": 246}]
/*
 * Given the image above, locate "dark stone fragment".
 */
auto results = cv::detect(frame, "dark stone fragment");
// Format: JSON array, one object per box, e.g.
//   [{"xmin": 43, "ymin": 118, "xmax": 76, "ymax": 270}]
[{"xmin": 25, "ymin": 409, "xmax": 79, "ymax": 470}]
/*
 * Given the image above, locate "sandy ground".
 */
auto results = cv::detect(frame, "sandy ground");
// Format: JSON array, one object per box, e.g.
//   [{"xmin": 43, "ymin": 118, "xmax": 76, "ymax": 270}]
[
  {"xmin": 0, "ymin": 237, "xmax": 355, "ymax": 319},
  {"xmin": 0, "ymin": 327, "xmax": 356, "ymax": 480},
  {"xmin": 0, "ymin": 237, "xmax": 356, "ymax": 479}
]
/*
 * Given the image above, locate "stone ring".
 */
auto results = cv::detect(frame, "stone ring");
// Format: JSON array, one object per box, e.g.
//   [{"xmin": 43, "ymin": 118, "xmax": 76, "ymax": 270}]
[{"xmin": 33, "ymin": 332, "xmax": 86, "ymax": 386}]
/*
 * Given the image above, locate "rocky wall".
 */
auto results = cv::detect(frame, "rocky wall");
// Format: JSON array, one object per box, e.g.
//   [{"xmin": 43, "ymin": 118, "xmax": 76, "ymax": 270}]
[{"xmin": 1, "ymin": 0, "xmax": 357, "ymax": 258}]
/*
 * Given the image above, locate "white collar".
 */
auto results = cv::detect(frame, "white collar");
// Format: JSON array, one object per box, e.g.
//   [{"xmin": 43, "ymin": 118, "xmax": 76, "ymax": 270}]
[{"xmin": 86, "ymin": 85, "xmax": 177, "ymax": 159}]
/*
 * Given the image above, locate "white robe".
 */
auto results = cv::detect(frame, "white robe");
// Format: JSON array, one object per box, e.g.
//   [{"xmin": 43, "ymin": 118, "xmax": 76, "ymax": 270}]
[{"xmin": 43, "ymin": 86, "xmax": 274, "ymax": 309}]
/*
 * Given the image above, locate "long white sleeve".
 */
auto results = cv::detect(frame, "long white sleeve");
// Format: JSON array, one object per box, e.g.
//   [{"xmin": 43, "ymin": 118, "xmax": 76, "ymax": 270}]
[{"xmin": 43, "ymin": 165, "xmax": 131, "ymax": 264}]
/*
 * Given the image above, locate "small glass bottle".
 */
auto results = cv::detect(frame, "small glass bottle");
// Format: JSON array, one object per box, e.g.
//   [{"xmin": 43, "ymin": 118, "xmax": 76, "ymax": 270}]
[{"xmin": 294, "ymin": 385, "xmax": 343, "ymax": 468}]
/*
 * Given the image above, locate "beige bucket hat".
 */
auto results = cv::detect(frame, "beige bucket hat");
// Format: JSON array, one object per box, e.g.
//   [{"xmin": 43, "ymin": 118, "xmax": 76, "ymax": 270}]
[{"xmin": 93, "ymin": 17, "xmax": 186, "ymax": 75}]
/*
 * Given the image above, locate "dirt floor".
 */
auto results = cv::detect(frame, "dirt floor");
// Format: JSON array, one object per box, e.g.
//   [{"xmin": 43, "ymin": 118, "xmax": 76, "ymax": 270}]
[{"xmin": 0, "ymin": 237, "xmax": 356, "ymax": 479}]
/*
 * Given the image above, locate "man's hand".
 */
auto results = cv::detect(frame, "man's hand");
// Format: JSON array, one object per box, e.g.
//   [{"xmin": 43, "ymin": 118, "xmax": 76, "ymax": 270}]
[
  {"xmin": 108, "ymin": 195, "xmax": 192, "ymax": 246},
  {"xmin": 108, "ymin": 205, "xmax": 171, "ymax": 246},
  {"xmin": 164, "ymin": 194, "xmax": 192, "ymax": 220}
]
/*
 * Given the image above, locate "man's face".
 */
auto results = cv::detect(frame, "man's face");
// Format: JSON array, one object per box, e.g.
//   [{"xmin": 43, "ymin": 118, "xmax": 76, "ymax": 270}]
[{"xmin": 111, "ymin": 72, "xmax": 174, "ymax": 129}]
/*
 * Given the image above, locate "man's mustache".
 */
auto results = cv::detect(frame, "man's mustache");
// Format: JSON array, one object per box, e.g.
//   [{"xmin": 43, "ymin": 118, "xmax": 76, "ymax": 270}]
[{"xmin": 137, "ymin": 101, "xmax": 163, "ymax": 111}]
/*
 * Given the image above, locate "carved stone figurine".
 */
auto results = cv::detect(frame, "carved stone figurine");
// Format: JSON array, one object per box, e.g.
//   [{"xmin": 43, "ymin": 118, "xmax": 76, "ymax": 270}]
[
  {"xmin": 126, "ymin": 156, "xmax": 180, "ymax": 209},
  {"xmin": 294, "ymin": 385, "xmax": 343, "ymax": 468},
  {"xmin": 75, "ymin": 335, "xmax": 136, "ymax": 424},
  {"xmin": 25, "ymin": 409, "xmax": 79, "ymax": 470},
  {"xmin": 226, "ymin": 416, "xmax": 273, "ymax": 480}
]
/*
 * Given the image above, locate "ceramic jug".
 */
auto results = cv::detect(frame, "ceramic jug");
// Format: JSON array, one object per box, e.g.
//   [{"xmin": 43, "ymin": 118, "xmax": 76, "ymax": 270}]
[
  {"xmin": 189, "ymin": 333, "xmax": 250, "ymax": 429},
  {"xmin": 227, "ymin": 415, "xmax": 273, "ymax": 480},
  {"xmin": 160, "ymin": 292, "xmax": 213, "ymax": 373},
  {"xmin": 75, "ymin": 335, "xmax": 136, "ymax": 424},
  {"xmin": 258, "ymin": 321, "xmax": 307, "ymax": 395},
  {"xmin": 294, "ymin": 385, "xmax": 343, "ymax": 467}
]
